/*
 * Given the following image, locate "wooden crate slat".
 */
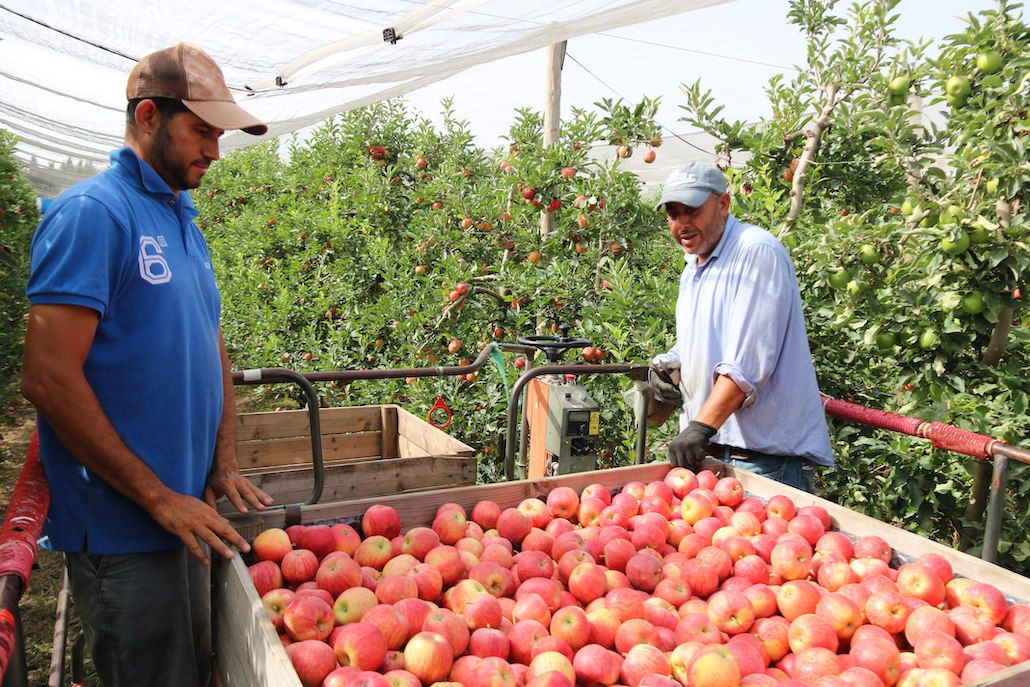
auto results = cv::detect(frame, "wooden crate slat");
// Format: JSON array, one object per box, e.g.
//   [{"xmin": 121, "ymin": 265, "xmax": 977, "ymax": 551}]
[
  {"xmin": 221, "ymin": 456, "xmax": 476, "ymax": 514},
  {"xmin": 396, "ymin": 406, "xmax": 475, "ymax": 457},
  {"xmin": 237, "ymin": 431, "xmax": 383, "ymax": 468},
  {"xmin": 213, "ymin": 555, "xmax": 301, "ymax": 687},
  {"xmin": 381, "ymin": 406, "xmax": 398, "ymax": 460},
  {"xmin": 397, "ymin": 434, "xmax": 431, "ymax": 459},
  {"xmin": 235, "ymin": 406, "xmax": 383, "ymax": 441}
]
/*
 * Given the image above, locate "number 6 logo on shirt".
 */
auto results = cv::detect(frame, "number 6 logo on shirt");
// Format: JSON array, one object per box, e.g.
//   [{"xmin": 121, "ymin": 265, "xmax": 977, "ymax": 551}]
[{"xmin": 138, "ymin": 236, "xmax": 172, "ymax": 285}]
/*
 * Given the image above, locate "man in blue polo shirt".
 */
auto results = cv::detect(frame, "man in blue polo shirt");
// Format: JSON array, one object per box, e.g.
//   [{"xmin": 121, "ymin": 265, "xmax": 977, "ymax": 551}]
[
  {"xmin": 648, "ymin": 162, "xmax": 833, "ymax": 490},
  {"xmin": 22, "ymin": 44, "xmax": 272, "ymax": 686}
]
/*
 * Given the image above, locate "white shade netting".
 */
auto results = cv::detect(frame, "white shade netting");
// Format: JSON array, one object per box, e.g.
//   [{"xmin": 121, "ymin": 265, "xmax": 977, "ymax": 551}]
[{"xmin": 0, "ymin": 0, "xmax": 730, "ymax": 196}]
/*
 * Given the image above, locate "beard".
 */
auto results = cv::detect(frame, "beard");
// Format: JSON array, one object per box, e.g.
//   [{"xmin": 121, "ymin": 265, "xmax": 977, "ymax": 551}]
[{"xmin": 150, "ymin": 118, "xmax": 205, "ymax": 191}]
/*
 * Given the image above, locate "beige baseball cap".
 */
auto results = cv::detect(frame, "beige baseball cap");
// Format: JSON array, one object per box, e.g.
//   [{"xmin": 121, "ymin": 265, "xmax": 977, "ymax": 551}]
[{"xmin": 127, "ymin": 43, "xmax": 267, "ymax": 136}]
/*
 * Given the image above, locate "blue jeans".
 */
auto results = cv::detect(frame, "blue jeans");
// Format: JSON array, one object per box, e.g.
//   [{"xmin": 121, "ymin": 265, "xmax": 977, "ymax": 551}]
[
  {"xmin": 709, "ymin": 444, "xmax": 814, "ymax": 492},
  {"xmin": 66, "ymin": 547, "xmax": 211, "ymax": 687}
]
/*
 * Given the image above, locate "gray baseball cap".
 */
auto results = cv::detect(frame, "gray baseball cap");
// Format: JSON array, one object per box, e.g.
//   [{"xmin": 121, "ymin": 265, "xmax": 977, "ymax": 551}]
[{"xmin": 655, "ymin": 161, "xmax": 727, "ymax": 211}]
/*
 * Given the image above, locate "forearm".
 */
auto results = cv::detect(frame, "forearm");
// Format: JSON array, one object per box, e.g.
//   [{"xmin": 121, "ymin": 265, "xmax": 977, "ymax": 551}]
[{"xmin": 694, "ymin": 374, "xmax": 747, "ymax": 429}]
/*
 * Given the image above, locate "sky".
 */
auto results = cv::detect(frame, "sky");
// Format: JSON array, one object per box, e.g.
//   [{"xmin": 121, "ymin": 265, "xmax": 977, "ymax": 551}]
[{"xmin": 399, "ymin": 0, "xmax": 995, "ymax": 162}]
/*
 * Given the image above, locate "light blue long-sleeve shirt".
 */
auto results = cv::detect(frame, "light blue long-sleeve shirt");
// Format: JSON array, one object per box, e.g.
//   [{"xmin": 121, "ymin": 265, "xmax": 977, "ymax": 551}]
[{"xmin": 654, "ymin": 214, "xmax": 834, "ymax": 466}]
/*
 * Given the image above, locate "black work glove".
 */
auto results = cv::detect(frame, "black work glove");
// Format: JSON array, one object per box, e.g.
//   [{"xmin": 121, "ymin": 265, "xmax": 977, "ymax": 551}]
[
  {"xmin": 648, "ymin": 361, "xmax": 683, "ymax": 407},
  {"xmin": 668, "ymin": 420, "xmax": 717, "ymax": 470}
]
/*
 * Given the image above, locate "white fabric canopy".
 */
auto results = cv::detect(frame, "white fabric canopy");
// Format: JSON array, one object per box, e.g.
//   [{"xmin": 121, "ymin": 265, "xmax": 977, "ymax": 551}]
[{"xmin": 0, "ymin": 0, "xmax": 729, "ymax": 196}]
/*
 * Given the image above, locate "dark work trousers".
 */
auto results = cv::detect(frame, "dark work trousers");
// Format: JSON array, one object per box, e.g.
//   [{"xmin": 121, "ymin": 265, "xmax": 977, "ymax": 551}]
[{"xmin": 66, "ymin": 546, "xmax": 212, "ymax": 687}]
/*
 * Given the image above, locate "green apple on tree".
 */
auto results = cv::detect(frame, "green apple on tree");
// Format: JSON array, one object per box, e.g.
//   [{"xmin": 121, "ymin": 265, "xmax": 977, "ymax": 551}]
[
  {"xmin": 976, "ymin": 50, "xmax": 1003, "ymax": 74},
  {"xmin": 940, "ymin": 231, "xmax": 970, "ymax": 256},
  {"xmin": 961, "ymin": 292, "xmax": 986, "ymax": 315},
  {"xmin": 858, "ymin": 243, "xmax": 880, "ymax": 266},
  {"xmin": 919, "ymin": 329, "xmax": 940, "ymax": 350},
  {"xmin": 828, "ymin": 268, "xmax": 851, "ymax": 290},
  {"xmin": 874, "ymin": 331, "xmax": 897, "ymax": 349}
]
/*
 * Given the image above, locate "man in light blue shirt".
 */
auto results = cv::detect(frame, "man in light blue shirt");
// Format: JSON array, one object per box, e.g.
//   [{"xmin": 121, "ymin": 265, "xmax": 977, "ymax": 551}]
[{"xmin": 649, "ymin": 162, "xmax": 833, "ymax": 490}]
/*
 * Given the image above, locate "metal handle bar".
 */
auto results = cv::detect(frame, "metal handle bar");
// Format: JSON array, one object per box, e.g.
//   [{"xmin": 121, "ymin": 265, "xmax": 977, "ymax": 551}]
[{"xmin": 230, "ymin": 368, "xmax": 325, "ymax": 508}]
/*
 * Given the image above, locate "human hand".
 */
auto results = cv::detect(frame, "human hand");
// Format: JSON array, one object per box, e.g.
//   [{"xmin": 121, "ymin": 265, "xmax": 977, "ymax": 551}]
[
  {"xmin": 668, "ymin": 420, "xmax": 717, "ymax": 470},
  {"xmin": 204, "ymin": 462, "xmax": 274, "ymax": 514},
  {"xmin": 648, "ymin": 360, "xmax": 683, "ymax": 406},
  {"xmin": 148, "ymin": 490, "xmax": 251, "ymax": 564}
]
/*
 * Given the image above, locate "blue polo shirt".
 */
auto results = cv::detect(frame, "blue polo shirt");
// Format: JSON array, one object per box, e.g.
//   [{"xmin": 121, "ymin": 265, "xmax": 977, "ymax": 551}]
[
  {"xmin": 27, "ymin": 147, "xmax": 224, "ymax": 554},
  {"xmin": 655, "ymin": 214, "xmax": 834, "ymax": 465}
]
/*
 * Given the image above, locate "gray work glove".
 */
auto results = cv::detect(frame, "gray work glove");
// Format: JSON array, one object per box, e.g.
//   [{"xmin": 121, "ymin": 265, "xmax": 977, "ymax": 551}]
[
  {"xmin": 648, "ymin": 360, "xmax": 683, "ymax": 407},
  {"xmin": 668, "ymin": 420, "xmax": 717, "ymax": 470}
]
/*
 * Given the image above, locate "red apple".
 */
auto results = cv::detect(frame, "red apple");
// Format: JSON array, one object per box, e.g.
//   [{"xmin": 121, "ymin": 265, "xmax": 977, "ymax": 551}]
[
  {"xmin": 790, "ymin": 646, "xmax": 842, "ymax": 683},
  {"xmin": 284, "ymin": 594, "xmax": 334, "ymax": 642},
  {"xmin": 472, "ymin": 500, "xmax": 502, "ymax": 531},
  {"xmin": 853, "ymin": 535, "xmax": 892, "ymax": 563},
  {"xmin": 404, "ymin": 631, "xmax": 454, "ymax": 685},
  {"xmin": 573, "ymin": 644, "xmax": 623, "ymax": 685},
  {"xmin": 849, "ymin": 636, "xmax": 901, "ymax": 686},
  {"xmin": 425, "ymin": 545, "xmax": 465, "ymax": 587},
  {"xmin": 776, "ymin": 580, "xmax": 822, "ymax": 621},
  {"xmin": 299, "ymin": 524, "xmax": 336, "ymax": 559},
  {"xmin": 333, "ymin": 585, "xmax": 379, "ymax": 625},
  {"xmin": 261, "ymin": 587, "xmax": 295, "ymax": 632},
  {"xmin": 253, "ymin": 527, "xmax": 293, "ymax": 564},
  {"xmin": 470, "ymin": 627, "xmax": 510, "ymax": 659},
  {"xmin": 286, "ymin": 638, "xmax": 339, "ymax": 687},
  {"xmin": 433, "ymin": 508, "xmax": 468, "ymax": 546},
  {"xmin": 707, "ymin": 589, "xmax": 756, "ymax": 636},
  {"xmin": 332, "ymin": 523, "xmax": 361, "ymax": 556},
  {"xmin": 686, "ymin": 644, "xmax": 741, "ymax": 687},
  {"xmin": 550, "ymin": 606, "xmax": 591, "ymax": 651},
  {"xmin": 401, "ymin": 527, "xmax": 442, "ymax": 561},
  {"xmin": 815, "ymin": 592, "xmax": 863, "ymax": 644},
  {"xmin": 788, "ymin": 613, "xmax": 839, "ymax": 653},
  {"xmin": 316, "ymin": 551, "xmax": 362, "ymax": 597},
  {"xmin": 866, "ymin": 590, "xmax": 911, "ymax": 634},
  {"xmin": 496, "ymin": 508, "xmax": 532, "ymax": 545},
  {"xmin": 249, "ymin": 560, "xmax": 284, "ymax": 597},
  {"xmin": 620, "ymin": 643, "xmax": 671, "ymax": 687}
]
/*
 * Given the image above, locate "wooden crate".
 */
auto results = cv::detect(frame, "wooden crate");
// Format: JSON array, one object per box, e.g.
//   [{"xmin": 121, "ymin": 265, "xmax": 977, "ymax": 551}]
[
  {"xmin": 223, "ymin": 404, "xmax": 476, "ymax": 510},
  {"xmin": 213, "ymin": 462, "xmax": 1030, "ymax": 687}
]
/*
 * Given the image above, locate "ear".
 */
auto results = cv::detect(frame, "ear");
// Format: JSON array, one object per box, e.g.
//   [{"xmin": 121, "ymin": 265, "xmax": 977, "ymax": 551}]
[
  {"xmin": 132, "ymin": 99, "xmax": 161, "ymax": 135},
  {"xmin": 716, "ymin": 192, "xmax": 731, "ymax": 214}
]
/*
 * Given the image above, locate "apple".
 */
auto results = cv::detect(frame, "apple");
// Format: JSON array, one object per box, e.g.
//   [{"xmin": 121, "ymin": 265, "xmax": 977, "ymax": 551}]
[
  {"xmin": 674, "ymin": 613, "xmax": 721, "ymax": 646},
  {"xmin": 286, "ymin": 639, "xmax": 339, "ymax": 687},
  {"xmin": 849, "ymin": 636, "xmax": 901, "ymax": 686},
  {"xmin": 776, "ymin": 580, "xmax": 822, "ymax": 621},
  {"xmin": 788, "ymin": 613, "xmax": 839, "ymax": 653},
  {"xmin": 468, "ymin": 561, "xmax": 514, "ymax": 598},
  {"xmin": 294, "ymin": 586, "xmax": 334, "ymax": 607},
  {"xmin": 315, "ymin": 552, "xmax": 362, "ymax": 597},
  {"xmin": 528, "ymin": 651, "xmax": 575, "ymax": 684},
  {"xmin": 403, "ymin": 631, "xmax": 455, "ymax": 685},
  {"xmin": 680, "ymin": 558, "xmax": 720, "ymax": 599},
  {"xmin": 401, "ymin": 527, "xmax": 441, "ymax": 561},
  {"xmin": 790, "ymin": 646, "xmax": 842, "ymax": 683},
  {"xmin": 354, "ymin": 535, "xmax": 394, "ymax": 570},
  {"xmin": 472, "ymin": 656, "xmax": 517, "ymax": 687},
  {"xmin": 376, "ymin": 574, "xmax": 419, "ymax": 605},
  {"xmin": 686, "ymin": 644, "xmax": 742, "ymax": 687},
  {"xmin": 471, "ymin": 501, "xmax": 502, "ymax": 530},
  {"xmin": 508, "ymin": 619, "xmax": 549, "ymax": 665},
  {"xmin": 281, "ymin": 549, "xmax": 319, "ymax": 587},
  {"xmin": 382, "ymin": 553, "xmax": 419, "ymax": 578},
  {"xmin": 965, "ymin": 581, "xmax": 1009, "ymax": 625},
  {"xmin": 249, "ymin": 560, "xmax": 284, "ymax": 597},
  {"xmin": 744, "ymin": 583, "xmax": 779, "ymax": 620},
  {"xmin": 512, "ymin": 593, "xmax": 552, "ymax": 626},
  {"xmin": 333, "ymin": 585, "xmax": 379, "ymax": 625},
  {"xmin": 787, "ymin": 513, "xmax": 825, "ymax": 546},
  {"xmin": 516, "ymin": 549, "xmax": 555, "ymax": 581},
  {"xmin": 770, "ymin": 538, "xmax": 814, "ymax": 581},
  {"xmin": 914, "ymin": 629, "xmax": 966, "ymax": 674},
  {"xmin": 752, "ymin": 615, "xmax": 791, "ymax": 663},
  {"xmin": 546, "ymin": 606, "xmax": 589, "ymax": 652},
  {"xmin": 681, "ymin": 493, "xmax": 715, "ymax": 525},
  {"xmin": 496, "ymin": 508, "xmax": 532, "ymax": 545},
  {"xmin": 261, "ymin": 587, "xmax": 295, "ymax": 632},
  {"xmin": 451, "ymin": 655, "xmax": 484, "ymax": 686},
  {"xmin": 323, "ymin": 667, "xmax": 361, "ymax": 687},
  {"xmin": 284, "ymin": 594, "xmax": 334, "ymax": 642},
  {"xmin": 765, "ymin": 495, "xmax": 796, "ymax": 521},
  {"xmin": 253, "ymin": 527, "xmax": 293, "ymax": 564},
  {"xmin": 423, "ymin": 607, "xmax": 471, "ymax": 656},
  {"xmin": 518, "ymin": 498, "xmax": 552, "ymax": 529},
  {"xmin": 425, "ymin": 545, "xmax": 465, "ymax": 587},
  {"xmin": 960, "ymin": 659, "xmax": 1008, "ymax": 683},
  {"xmin": 713, "ymin": 477, "xmax": 744, "ymax": 507},
  {"xmin": 815, "ymin": 592, "xmax": 863, "ymax": 644},
  {"xmin": 327, "ymin": 523, "xmax": 361, "ymax": 556},
  {"xmin": 298, "ymin": 524, "xmax": 336, "ymax": 559},
  {"xmin": 469, "ymin": 627, "xmax": 510, "ymax": 659},
  {"xmin": 464, "ymin": 593, "xmax": 503, "ymax": 631},
  {"xmin": 433, "ymin": 508, "xmax": 469, "ymax": 546},
  {"xmin": 568, "ymin": 562, "xmax": 608, "ymax": 604},
  {"xmin": 573, "ymin": 644, "xmax": 623, "ymax": 685},
  {"xmin": 707, "ymin": 590, "xmax": 756, "ymax": 636},
  {"xmin": 620, "ymin": 643, "xmax": 671, "ymax": 687}
]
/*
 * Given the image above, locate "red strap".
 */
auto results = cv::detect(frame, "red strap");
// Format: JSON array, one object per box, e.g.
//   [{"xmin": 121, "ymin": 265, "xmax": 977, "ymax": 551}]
[{"xmin": 428, "ymin": 394, "xmax": 453, "ymax": 429}]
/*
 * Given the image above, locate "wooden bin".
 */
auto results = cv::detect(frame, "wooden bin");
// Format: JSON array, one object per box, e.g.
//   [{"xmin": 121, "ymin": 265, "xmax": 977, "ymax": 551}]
[
  {"xmin": 225, "ymin": 404, "xmax": 476, "ymax": 510},
  {"xmin": 213, "ymin": 463, "xmax": 1030, "ymax": 687}
]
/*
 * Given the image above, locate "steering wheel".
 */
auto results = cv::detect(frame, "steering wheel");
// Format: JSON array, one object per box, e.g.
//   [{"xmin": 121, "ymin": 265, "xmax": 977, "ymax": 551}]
[{"xmin": 516, "ymin": 324, "xmax": 592, "ymax": 363}]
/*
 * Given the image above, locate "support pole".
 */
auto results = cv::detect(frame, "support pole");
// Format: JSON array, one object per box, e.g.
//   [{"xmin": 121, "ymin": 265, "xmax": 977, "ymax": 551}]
[{"xmin": 540, "ymin": 41, "xmax": 566, "ymax": 241}]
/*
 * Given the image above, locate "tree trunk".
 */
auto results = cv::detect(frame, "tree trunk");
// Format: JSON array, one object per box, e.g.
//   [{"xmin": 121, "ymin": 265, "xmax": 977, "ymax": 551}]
[
  {"xmin": 961, "ymin": 197, "xmax": 1015, "ymax": 550},
  {"xmin": 785, "ymin": 83, "xmax": 838, "ymax": 232}
]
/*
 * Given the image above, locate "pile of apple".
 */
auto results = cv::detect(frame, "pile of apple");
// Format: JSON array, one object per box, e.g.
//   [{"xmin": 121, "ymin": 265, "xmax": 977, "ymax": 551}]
[{"xmin": 247, "ymin": 468, "xmax": 1030, "ymax": 687}]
